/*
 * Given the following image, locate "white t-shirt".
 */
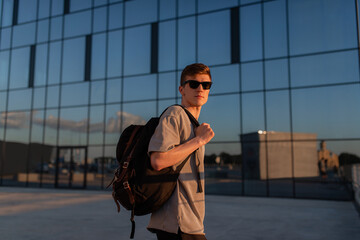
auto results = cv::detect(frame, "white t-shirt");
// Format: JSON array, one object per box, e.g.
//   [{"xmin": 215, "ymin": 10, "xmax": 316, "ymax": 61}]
[{"xmin": 147, "ymin": 105, "xmax": 205, "ymax": 235}]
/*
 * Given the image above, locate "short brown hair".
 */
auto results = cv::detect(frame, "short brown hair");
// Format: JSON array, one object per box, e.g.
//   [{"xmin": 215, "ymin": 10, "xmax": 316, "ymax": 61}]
[{"xmin": 180, "ymin": 63, "xmax": 211, "ymax": 86}]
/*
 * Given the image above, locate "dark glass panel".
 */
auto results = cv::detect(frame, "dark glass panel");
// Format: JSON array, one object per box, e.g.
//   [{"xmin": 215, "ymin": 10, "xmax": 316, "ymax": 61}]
[
  {"xmin": 265, "ymin": 59, "xmax": 288, "ymax": 90},
  {"xmin": 241, "ymin": 61, "xmax": 263, "ymax": 92},
  {"xmin": 291, "ymin": 51, "xmax": 359, "ymax": 87},
  {"xmin": 0, "ymin": 92, "xmax": 7, "ymax": 140},
  {"xmin": 64, "ymin": 11, "xmax": 91, "ymax": 38},
  {"xmin": 46, "ymin": 86, "xmax": 59, "ymax": 108},
  {"xmin": 158, "ymin": 99, "xmax": 178, "ymax": 115},
  {"xmin": 5, "ymin": 110, "xmax": 31, "ymax": 143},
  {"xmin": 240, "ymin": 4, "xmax": 262, "ymax": 61},
  {"xmin": 38, "ymin": 0, "xmax": 50, "ymax": 19},
  {"xmin": 241, "ymin": 132, "xmax": 267, "ymax": 196},
  {"xmin": 264, "ymin": 0, "xmax": 287, "ymax": 58},
  {"xmin": 124, "ymin": 25, "xmax": 151, "ymax": 75},
  {"xmin": 1, "ymin": 28, "xmax": 12, "ymax": 50},
  {"xmin": 37, "ymin": 20, "xmax": 49, "ymax": 43},
  {"xmin": 34, "ymin": 43, "xmax": 48, "ymax": 87},
  {"xmin": 62, "ymin": 37, "xmax": 85, "ymax": 83},
  {"xmin": 159, "ymin": 20, "xmax": 176, "ymax": 72},
  {"xmin": 31, "ymin": 110, "xmax": 45, "ymax": 143},
  {"xmin": 0, "ymin": 51, "xmax": 10, "ymax": 90},
  {"xmin": 58, "ymin": 107, "xmax": 88, "ymax": 146},
  {"xmin": 198, "ymin": 0, "xmax": 237, "ymax": 13},
  {"xmin": 50, "ymin": 16, "xmax": 63, "ymax": 41},
  {"xmin": 89, "ymin": 105, "xmax": 104, "ymax": 145},
  {"xmin": 288, "ymin": 0, "xmax": 357, "ymax": 55},
  {"xmin": 199, "ymin": 94, "xmax": 240, "ymax": 141},
  {"xmin": 1, "ymin": 0, "xmax": 13, "ymax": 27},
  {"xmin": 70, "ymin": 0, "xmax": 92, "ymax": 12},
  {"xmin": 90, "ymin": 81, "xmax": 105, "ymax": 104},
  {"xmin": 0, "ymin": 91, "xmax": 6, "ymax": 113},
  {"xmin": 123, "ymin": 75, "xmax": 156, "ymax": 101},
  {"xmin": 107, "ymin": 30, "xmax": 123, "ymax": 78},
  {"xmin": 241, "ymin": 0, "xmax": 261, "ymax": 4},
  {"xmin": 242, "ymin": 92, "xmax": 265, "ymax": 134},
  {"xmin": 8, "ymin": 89, "xmax": 32, "ymax": 111},
  {"xmin": 9, "ymin": 47, "xmax": 30, "ymax": 89},
  {"xmin": 265, "ymin": 90, "xmax": 291, "ymax": 135},
  {"xmin": 61, "ymin": 82, "xmax": 89, "ymax": 107},
  {"xmin": 198, "ymin": 10, "xmax": 231, "ymax": 65},
  {"xmin": 266, "ymin": 137, "xmax": 294, "ymax": 198},
  {"xmin": 178, "ymin": 0, "xmax": 195, "ymax": 16},
  {"xmin": 122, "ymin": 101, "xmax": 156, "ymax": 130},
  {"xmin": 106, "ymin": 78, "xmax": 121, "ymax": 103},
  {"xmin": 44, "ymin": 109, "xmax": 58, "ymax": 145},
  {"xmin": 125, "ymin": 0, "xmax": 157, "ymax": 27},
  {"xmin": 204, "ymin": 142, "xmax": 242, "ymax": 196},
  {"xmin": 294, "ymin": 139, "xmax": 354, "ymax": 201},
  {"xmin": 13, "ymin": 22, "xmax": 36, "ymax": 47},
  {"xmin": 51, "ymin": 0, "xmax": 64, "ymax": 16},
  {"xmin": 94, "ymin": 0, "xmax": 108, "ymax": 7},
  {"xmin": 210, "ymin": 64, "xmax": 239, "ymax": 94},
  {"xmin": 109, "ymin": 3, "xmax": 123, "ymax": 30},
  {"xmin": 91, "ymin": 33, "xmax": 106, "ymax": 80},
  {"xmin": 18, "ymin": 0, "xmax": 37, "ymax": 23},
  {"xmin": 33, "ymin": 87, "xmax": 46, "ymax": 109},
  {"xmin": 48, "ymin": 41, "xmax": 61, "ymax": 84},
  {"xmin": 292, "ymin": 84, "xmax": 360, "ymax": 140},
  {"xmin": 158, "ymin": 72, "xmax": 176, "ymax": 99},
  {"xmin": 103, "ymin": 145, "xmax": 117, "ymax": 187},
  {"xmin": 159, "ymin": 0, "xmax": 176, "ymax": 20},
  {"xmin": 93, "ymin": 7, "xmax": 107, "ymax": 33},
  {"xmin": 85, "ymin": 83, "xmax": 104, "ymax": 107},
  {"xmin": 105, "ymin": 103, "xmax": 120, "ymax": 145},
  {"xmin": 178, "ymin": 17, "xmax": 196, "ymax": 69},
  {"xmin": 87, "ymin": 146, "xmax": 105, "ymax": 190}
]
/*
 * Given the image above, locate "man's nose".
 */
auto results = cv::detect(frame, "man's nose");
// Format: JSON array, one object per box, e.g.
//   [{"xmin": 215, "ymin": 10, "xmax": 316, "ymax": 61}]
[{"xmin": 196, "ymin": 84, "xmax": 204, "ymax": 91}]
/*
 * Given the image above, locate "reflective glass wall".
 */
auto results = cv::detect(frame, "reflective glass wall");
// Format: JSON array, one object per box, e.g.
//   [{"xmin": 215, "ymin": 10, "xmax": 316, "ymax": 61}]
[{"xmin": 0, "ymin": 0, "xmax": 359, "ymax": 200}]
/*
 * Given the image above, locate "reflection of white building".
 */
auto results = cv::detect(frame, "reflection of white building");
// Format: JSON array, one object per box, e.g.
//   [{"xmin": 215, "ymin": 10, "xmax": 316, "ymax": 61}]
[{"xmin": 241, "ymin": 131, "xmax": 318, "ymax": 180}]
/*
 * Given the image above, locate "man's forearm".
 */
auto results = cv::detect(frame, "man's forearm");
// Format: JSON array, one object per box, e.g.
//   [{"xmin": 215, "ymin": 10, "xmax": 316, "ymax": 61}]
[{"xmin": 150, "ymin": 137, "xmax": 205, "ymax": 171}]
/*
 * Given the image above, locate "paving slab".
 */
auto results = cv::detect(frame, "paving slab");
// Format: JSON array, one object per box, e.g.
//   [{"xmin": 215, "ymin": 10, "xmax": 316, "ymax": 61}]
[{"xmin": 0, "ymin": 187, "xmax": 359, "ymax": 240}]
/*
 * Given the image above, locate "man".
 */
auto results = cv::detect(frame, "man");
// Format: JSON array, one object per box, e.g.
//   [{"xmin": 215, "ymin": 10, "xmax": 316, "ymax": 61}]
[{"xmin": 148, "ymin": 63, "xmax": 214, "ymax": 240}]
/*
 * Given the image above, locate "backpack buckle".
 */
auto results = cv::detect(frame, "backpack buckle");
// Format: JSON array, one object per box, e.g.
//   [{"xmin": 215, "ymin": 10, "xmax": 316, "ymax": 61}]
[
  {"xmin": 123, "ymin": 162, "xmax": 129, "ymax": 168},
  {"xmin": 123, "ymin": 181, "xmax": 130, "ymax": 189}
]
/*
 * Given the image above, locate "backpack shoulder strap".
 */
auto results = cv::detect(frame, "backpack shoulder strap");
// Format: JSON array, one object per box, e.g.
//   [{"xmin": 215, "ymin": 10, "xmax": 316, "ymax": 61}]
[{"xmin": 159, "ymin": 104, "xmax": 200, "ymax": 128}]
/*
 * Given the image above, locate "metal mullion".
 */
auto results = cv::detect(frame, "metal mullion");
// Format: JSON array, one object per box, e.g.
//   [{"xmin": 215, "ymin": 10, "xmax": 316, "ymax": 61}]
[
  {"xmin": 84, "ymin": 0, "xmax": 95, "ymax": 190},
  {"xmin": 99, "ymin": 1, "xmax": 111, "ymax": 189},
  {"xmin": 0, "ymin": 0, "xmax": 5, "ymax": 186},
  {"xmin": 25, "ymin": 0, "xmax": 41, "ymax": 187},
  {"xmin": 261, "ymin": 1, "xmax": 270, "ymax": 197},
  {"xmin": 1, "ymin": 0, "xmax": 17, "ymax": 185},
  {"xmin": 355, "ymin": 0, "xmax": 360, "ymax": 78},
  {"xmin": 237, "ymin": 0, "xmax": 245, "ymax": 197},
  {"xmin": 285, "ymin": 0, "xmax": 296, "ymax": 198}
]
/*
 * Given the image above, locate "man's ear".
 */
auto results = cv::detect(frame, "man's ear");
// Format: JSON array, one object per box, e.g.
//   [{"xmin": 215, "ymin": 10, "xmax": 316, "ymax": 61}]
[{"xmin": 179, "ymin": 85, "xmax": 184, "ymax": 96}]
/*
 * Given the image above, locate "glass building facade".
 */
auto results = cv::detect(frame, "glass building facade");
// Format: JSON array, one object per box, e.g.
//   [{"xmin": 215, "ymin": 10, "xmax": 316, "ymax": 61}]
[{"xmin": 0, "ymin": 0, "xmax": 359, "ymax": 200}]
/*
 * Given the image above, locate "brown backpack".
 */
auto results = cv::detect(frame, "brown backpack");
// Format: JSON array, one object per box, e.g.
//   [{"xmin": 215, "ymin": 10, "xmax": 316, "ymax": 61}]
[{"xmin": 107, "ymin": 105, "xmax": 199, "ymax": 238}]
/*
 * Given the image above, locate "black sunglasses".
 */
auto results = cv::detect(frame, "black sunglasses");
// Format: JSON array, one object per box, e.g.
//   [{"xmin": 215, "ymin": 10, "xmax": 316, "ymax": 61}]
[{"xmin": 182, "ymin": 80, "xmax": 212, "ymax": 90}]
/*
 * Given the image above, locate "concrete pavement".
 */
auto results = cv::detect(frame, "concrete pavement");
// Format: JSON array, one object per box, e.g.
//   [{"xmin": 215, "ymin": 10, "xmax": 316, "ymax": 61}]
[{"xmin": 0, "ymin": 186, "xmax": 359, "ymax": 240}]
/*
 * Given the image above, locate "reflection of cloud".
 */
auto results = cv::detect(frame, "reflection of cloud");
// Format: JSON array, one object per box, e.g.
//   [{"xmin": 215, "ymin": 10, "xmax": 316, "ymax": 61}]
[
  {"xmin": 105, "ymin": 111, "xmax": 146, "ymax": 133},
  {"xmin": 0, "ymin": 110, "xmax": 146, "ymax": 133},
  {"xmin": 0, "ymin": 111, "xmax": 29, "ymax": 129}
]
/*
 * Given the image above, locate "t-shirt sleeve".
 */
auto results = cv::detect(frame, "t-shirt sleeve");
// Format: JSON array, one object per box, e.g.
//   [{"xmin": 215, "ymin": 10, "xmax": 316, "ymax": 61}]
[{"xmin": 148, "ymin": 114, "xmax": 181, "ymax": 153}]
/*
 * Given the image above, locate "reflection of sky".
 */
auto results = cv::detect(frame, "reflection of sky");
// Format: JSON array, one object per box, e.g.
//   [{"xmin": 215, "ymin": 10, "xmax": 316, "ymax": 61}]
[{"xmin": 0, "ymin": 0, "xmax": 359, "ymax": 157}]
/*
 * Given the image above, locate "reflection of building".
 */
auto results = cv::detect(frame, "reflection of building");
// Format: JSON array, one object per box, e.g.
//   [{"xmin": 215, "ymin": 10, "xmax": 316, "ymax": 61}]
[
  {"xmin": 0, "ymin": 1, "xmax": 358, "ymax": 200},
  {"xmin": 318, "ymin": 140, "xmax": 339, "ymax": 173},
  {"xmin": 0, "ymin": 140, "xmax": 53, "ymax": 175},
  {"xmin": 241, "ymin": 131, "xmax": 318, "ymax": 180}
]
